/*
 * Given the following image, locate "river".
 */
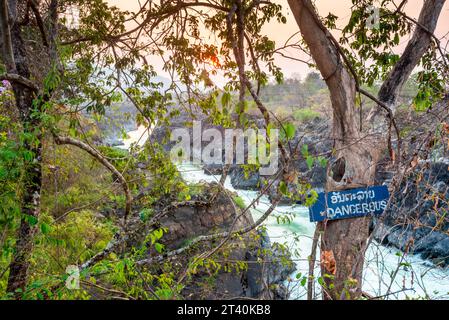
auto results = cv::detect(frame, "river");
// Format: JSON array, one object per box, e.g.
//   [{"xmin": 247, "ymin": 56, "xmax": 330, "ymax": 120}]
[{"xmin": 121, "ymin": 125, "xmax": 449, "ymax": 300}]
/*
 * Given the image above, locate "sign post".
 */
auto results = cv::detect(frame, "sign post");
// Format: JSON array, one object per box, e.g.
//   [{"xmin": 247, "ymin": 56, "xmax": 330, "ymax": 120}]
[{"xmin": 308, "ymin": 185, "xmax": 390, "ymax": 222}]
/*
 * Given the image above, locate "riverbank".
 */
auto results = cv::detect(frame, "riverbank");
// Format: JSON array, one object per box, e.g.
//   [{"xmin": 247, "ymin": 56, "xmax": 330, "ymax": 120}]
[
  {"xmin": 118, "ymin": 116, "xmax": 449, "ymax": 299},
  {"xmin": 175, "ymin": 163, "xmax": 449, "ymax": 299}
]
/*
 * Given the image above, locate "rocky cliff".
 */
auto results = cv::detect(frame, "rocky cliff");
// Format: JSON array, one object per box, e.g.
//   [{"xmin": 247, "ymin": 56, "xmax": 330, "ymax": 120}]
[
  {"xmin": 155, "ymin": 183, "xmax": 296, "ymax": 299},
  {"xmin": 118, "ymin": 181, "xmax": 296, "ymax": 300},
  {"xmin": 373, "ymin": 160, "xmax": 449, "ymax": 266}
]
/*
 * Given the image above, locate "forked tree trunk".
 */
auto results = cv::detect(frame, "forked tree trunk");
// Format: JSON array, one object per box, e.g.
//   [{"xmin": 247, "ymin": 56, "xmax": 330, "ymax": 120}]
[
  {"xmin": 287, "ymin": 0, "xmax": 381, "ymax": 298},
  {"xmin": 318, "ymin": 70, "xmax": 382, "ymax": 300},
  {"xmin": 288, "ymin": 0, "xmax": 445, "ymax": 299}
]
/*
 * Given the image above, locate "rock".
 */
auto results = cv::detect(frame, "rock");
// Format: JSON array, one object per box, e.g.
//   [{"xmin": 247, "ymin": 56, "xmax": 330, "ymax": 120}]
[
  {"xmin": 230, "ymin": 167, "xmax": 261, "ymax": 190},
  {"xmin": 414, "ymin": 232, "xmax": 448, "ymax": 256},
  {"xmin": 92, "ymin": 100, "xmax": 139, "ymax": 145},
  {"xmin": 427, "ymin": 238, "xmax": 449, "ymax": 266},
  {"xmin": 103, "ymin": 136, "xmax": 125, "ymax": 147},
  {"xmin": 141, "ymin": 183, "xmax": 296, "ymax": 300},
  {"xmin": 386, "ymin": 227, "xmax": 414, "ymax": 251},
  {"xmin": 151, "ymin": 110, "xmax": 332, "ymax": 195},
  {"xmin": 374, "ymin": 157, "xmax": 449, "ymax": 267},
  {"xmin": 203, "ymin": 163, "xmax": 226, "ymax": 175},
  {"xmin": 245, "ymin": 231, "xmax": 296, "ymax": 299}
]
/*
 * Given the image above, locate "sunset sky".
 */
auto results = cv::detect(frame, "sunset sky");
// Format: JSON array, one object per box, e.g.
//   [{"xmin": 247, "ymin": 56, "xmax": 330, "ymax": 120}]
[{"xmin": 106, "ymin": 0, "xmax": 449, "ymax": 79}]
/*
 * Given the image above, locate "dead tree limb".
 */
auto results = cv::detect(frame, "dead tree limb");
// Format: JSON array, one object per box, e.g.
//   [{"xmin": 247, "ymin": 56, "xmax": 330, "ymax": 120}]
[{"xmin": 378, "ymin": 0, "xmax": 446, "ymax": 108}]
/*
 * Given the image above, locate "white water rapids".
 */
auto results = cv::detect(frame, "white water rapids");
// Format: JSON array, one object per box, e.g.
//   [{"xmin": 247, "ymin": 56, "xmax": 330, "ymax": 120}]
[{"xmin": 121, "ymin": 125, "xmax": 449, "ymax": 300}]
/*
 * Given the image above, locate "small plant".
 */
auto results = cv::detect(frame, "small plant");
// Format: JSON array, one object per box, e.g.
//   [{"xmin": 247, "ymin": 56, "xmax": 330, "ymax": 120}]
[{"xmin": 233, "ymin": 196, "xmax": 247, "ymax": 210}]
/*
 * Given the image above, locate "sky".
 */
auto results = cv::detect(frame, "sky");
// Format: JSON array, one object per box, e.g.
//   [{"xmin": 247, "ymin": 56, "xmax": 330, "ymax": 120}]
[{"xmin": 105, "ymin": 0, "xmax": 449, "ymax": 80}]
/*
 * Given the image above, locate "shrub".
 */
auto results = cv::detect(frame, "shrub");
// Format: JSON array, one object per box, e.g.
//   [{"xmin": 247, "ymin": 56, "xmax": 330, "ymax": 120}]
[
  {"xmin": 293, "ymin": 108, "xmax": 321, "ymax": 123},
  {"xmin": 233, "ymin": 196, "xmax": 247, "ymax": 209}
]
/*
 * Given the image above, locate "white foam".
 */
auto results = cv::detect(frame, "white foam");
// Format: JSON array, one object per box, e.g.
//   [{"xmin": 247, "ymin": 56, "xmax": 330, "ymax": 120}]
[{"xmin": 178, "ymin": 163, "xmax": 449, "ymax": 300}]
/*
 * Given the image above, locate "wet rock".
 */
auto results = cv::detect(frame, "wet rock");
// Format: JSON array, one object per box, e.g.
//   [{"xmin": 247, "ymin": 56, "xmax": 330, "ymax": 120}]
[
  {"xmin": 414, "ymin": 232, "xmax": 448, "ymax": 255},
  {"xmin": 375, "ymin": 159, "xmax": 449, "ymax": 267},
  {"xmin": 427, "ymin": 238, "xmax": 449, "ymax": 266}
]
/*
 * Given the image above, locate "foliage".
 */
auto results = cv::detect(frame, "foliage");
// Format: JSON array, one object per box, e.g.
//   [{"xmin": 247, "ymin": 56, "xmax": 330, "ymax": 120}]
[
  {"xmin": 293, "ymin": 108, "xmax": 322, "ymax": 123},
  {"xmin": 340, "ymin": 0, "xmax": 446, "ymax": 108},
  {"xmin": 233, "ymin": 196, "xmax": 247, "ymax": 210}
]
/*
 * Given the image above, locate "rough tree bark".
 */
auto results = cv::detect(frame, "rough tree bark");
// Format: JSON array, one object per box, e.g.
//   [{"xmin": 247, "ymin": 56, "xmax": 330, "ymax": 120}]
[
  {"xmin": 0, "ymin": 0, "xmax": 65, "ymax": 296},
  {"xmin": 287, "ymin": 0, "xmax": 445, "ymax": 299},
  {"xmin": 0, "ymin": 0, "xmax": 43, "ymax": 296}
]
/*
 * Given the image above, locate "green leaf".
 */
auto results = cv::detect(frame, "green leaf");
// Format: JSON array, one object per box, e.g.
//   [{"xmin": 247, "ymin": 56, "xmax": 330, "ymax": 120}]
[
  {"xmin": 279, "ymin": 181, "xmax": 288, "ymax": 195},
  {"xmin": 394, "ymin": 33, "xmax": 400, "ymax": 45},
  {"xmin": 156, "ymin": 288, "xmax": 173, "ymax": 300},
  {"xmin": 24, "ymin": 214, "xmax": 38, "ymax": 226},
  {"xmin": 139, "ymin": 208, "xmax": 152, "ymax": 222},
  {"xmin": 318, "ymin": 156, "xmax": 328, "ymax": 168},
  {"xmin": 40, "ymin": 222, "xmax": 52, "ymax": 235},
  {"xmin": 239, "ymin": 113, "xmax": 248, "ymax": 126},
  {"xmin": 221, "ymin": 92, "xmax": 231, "ymax": 108},
  {"xmin": 301, "ymin": 144, "xmax": 309, "ymax": 157},
  {"xmin": 154, "ymin": 228, "xmax": 164, "ymax": 241},
  {"xmin": 317, "ymin": 277, "xmax": 325, "ymax": 287},
  {"xmin": 284, "ymin": 123, "xmax": 296, "ymax": 140},
  {"xmin": 154, "ymin": 243, "xmax": 164, "ymax": 253},
  {"xmin": 267, "ymin": 122, "xmax": 274, "ymax": 137},
  {"xmin": 306, "ymin": 156, "xmax": 314, "ymax": 170}
]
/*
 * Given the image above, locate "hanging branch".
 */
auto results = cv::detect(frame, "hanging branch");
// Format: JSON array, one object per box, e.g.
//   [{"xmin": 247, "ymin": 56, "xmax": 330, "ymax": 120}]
[
  {"xmin": 378, "ymin": 0, "xmax": 446, "ymax": 107},
  {"xmin": 307, "ymin": 222, "xmax": 322, "ymax": 300},
  {"xmin": 53, "ymin": 135, "xmax": 133, "ymax": 220},
  {"xmin": 226, "ymin": 1, "xmax": 290, "ymax": 164}
]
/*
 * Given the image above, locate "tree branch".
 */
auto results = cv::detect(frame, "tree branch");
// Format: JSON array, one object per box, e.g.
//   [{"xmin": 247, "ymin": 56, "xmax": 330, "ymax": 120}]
[
  {"xmin": 0, "ymin": 73, "xmax": 38, "ymax": 91},
  {"xmin": 378, "ymin": 0, "xmax": 446, "ymax": 108},
  {"xmin": 137, "ymin": 167, "xmax": 284, "ymax": 266},
  {"xmin": 29, "ymin": 0, "xmax": 48, "ymax": 47},
  {"xmin": 0, "ymin": 0, "xmax": 16, "ymax": 72},
  {"xmin": 53, "ymin": 135, "xmax": 133, "ymax": 219}
]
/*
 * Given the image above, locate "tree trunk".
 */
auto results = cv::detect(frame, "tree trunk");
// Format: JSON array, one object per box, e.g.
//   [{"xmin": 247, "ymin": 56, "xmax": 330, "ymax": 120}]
[
  {"xmin": 319, "ymin": 71, "xmax": 381, "ymax": 299},
  {"xmin": 287, "ymin": 0, "xmax": 445, "ymax": 299},
  {"xmin": 1, "ymin": 0, "xmax": 42, "ymax": 296},
  {"xmin": 6, "ymin": 148, "xmax": 42, "ymax": 294},
  {"xmin": 287, "ymin": 0, "xmax": 379, "ymax": 299}
]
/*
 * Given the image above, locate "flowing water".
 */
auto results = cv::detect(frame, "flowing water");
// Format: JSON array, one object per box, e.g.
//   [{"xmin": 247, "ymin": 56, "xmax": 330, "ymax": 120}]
[{"xmin": 122, "ymin": 126, "xmax": 449, "ymax": 300}]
